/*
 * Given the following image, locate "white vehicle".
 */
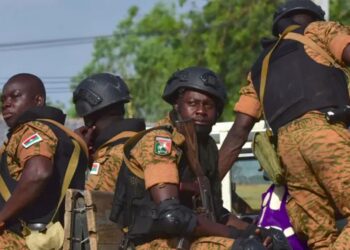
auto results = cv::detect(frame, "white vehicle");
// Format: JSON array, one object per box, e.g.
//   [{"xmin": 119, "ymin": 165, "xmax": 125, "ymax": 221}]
[{"xmin": 210, "ymin": 120, "xmax": 270, "ymax": 213}]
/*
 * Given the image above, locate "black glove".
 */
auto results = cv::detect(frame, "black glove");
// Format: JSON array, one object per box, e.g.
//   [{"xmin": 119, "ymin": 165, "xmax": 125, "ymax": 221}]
[
  {"xmin": 228, "ymin": 224, "xmax": 258, "ymax": 239},
  {"xmin": 260, "ymin": 227, "xmax": 291, "ymax": 250},
  {"xmin": 228, "ymin": 225, "xmax": 292, "ymax": 250},
  {"xmin": 232, "ymin": 236, "xmax": 267, "ymax": 250}
]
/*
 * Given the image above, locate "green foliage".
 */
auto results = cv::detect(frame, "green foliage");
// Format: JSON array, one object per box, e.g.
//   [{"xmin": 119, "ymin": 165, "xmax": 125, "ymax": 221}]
[
  {"xmin": 73, "ymin": 0, "xmax": 347, "ymax": 122},
  {"xmin": 330, "ymin": 0, "xmax": 350, "ymax": 24},
  {"xmin": 73, "ymin": 0, "xmax": 283, "ymax": 121}
]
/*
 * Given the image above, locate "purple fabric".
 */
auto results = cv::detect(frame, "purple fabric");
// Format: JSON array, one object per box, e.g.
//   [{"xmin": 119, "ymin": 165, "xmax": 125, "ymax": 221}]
[{"xmin": 257, "ymin": 184, "xmax": 308, "ymax": 250}]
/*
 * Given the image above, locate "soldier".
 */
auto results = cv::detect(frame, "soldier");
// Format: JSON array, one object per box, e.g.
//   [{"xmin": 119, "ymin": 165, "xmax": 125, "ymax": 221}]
[
  {"xmin": 73, "ymin": 73, "xmax": 145, "ymax": 192},
  {"xmin": 219, "ymin": 0, "xmax": 350, "ymax": 249},
  {"xmin": 110, "ymin": 66, "xmax": 289, "ymax": 250},
  {"xmin": 0, "ymin": 73, "xmax": 87, "ymax": 248}
]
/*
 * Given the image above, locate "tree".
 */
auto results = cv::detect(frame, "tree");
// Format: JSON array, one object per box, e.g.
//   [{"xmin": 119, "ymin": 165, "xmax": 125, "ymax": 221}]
[
  {"xmin": 330, "ymin": 0, "xmax": 350, "ymax": 23},
  {"xmin": 79, "ymin": 0, "xmax": 350, "ymax": 122},
  {"xmin": 72, "ymin": 0, "xmax": 283, "ymax": 121}
]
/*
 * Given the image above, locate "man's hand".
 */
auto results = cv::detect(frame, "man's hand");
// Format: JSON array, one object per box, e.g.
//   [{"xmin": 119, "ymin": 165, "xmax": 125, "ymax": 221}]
[
  {"xmin": 74, "ymin": 125, "xmax": 96, "ymax": 156},
  {"xmin": 236, "ymin": 226, "xmax": 292, "ymax": 249},
  {"xmin": 259, "ymin": 227, "xmax": 291, "ymax": 250},
  {"xmin": 229, "ymin": 224, "xmax": 274, "ymax": 249},
  {"xmin": 255, "ymin": 227, "xmax": 273, "ymax": 248},
  {"xmin": 225, "ymin": 214, "xmax": 250, "ymax": 230}
]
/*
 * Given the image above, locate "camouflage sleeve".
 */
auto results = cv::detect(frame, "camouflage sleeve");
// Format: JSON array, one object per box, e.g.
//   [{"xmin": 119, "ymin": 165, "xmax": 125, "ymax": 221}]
[
  {"xmin": 7, "ymin": 121, "xmax": 58, "ymax": 179},
  {"xmin": 234, "ymin": 72, "xmax": 262, "ymax": 119},
  {"xmin": 17, "ymin": 122, "xmax": 57, "ymax": 166},
  {"xmin": 129, "ymin": 129, "xmax": 180, "ymax": 189},
  {"xmin": 305, "ymin": 21, "xmax": 350, "ymax": 64},
  {"xmin": 85, "ymin": 144, "xmax": 124, "ymax": 192}
]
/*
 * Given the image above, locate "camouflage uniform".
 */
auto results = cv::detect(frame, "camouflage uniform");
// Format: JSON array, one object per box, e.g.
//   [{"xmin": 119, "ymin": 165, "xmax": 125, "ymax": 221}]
[
  {"xmin": 86, "ymin": 130, "xmax": 141, "ymax": 192},
  {"xmin": 235, "ymin": 21, "xmax": 350, "ymax": 249},
  {"xmin": 0, "ymin": 120, "xmax": 58, "ymax": 249},
  {"xmin": 126, "ymin": 115, "xmax": 234, "ymax": 250},
  {"xmin": 0, "ymin": 230, "xmax": 28, "ymax": 249},
  {"xmin": 136, "ymin": 236, "xmax": 234, "ymax": 250}
]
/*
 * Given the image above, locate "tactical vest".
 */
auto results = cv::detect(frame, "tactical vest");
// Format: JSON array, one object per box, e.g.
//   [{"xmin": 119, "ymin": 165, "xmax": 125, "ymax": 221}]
[
  {"xmin": 251, "ymin": 28, "xmax": 350, "ymax": 133},
  {"xmin": 109, "ymin": 125, "xmax": 176, "ymax": 244},
  {"xmin": 0, "ymin": 107, "xmax": 87, "ymax": 235},
  {"xmin": 109, "ymin": 124, "xmax": 227, "ymax": 245}
]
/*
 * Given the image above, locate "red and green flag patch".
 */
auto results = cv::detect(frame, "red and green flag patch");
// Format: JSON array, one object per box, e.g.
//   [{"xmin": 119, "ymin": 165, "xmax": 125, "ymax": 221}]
[
  {"xmin": 90, "ymin": 162, "xmax": 100, "ymax": 175},
  {"xmin": 22, "ymin": 133, "xmax": 43, "ymax": 149},
  {"xmin": 154, "ymin": 136, "xmax": 172, "ymax": 156}
]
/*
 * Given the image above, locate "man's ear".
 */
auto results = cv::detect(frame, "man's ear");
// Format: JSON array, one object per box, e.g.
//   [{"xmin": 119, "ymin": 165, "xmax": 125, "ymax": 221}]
[{"xmin": 34, "ymin": 95, "xmax": 45, "ymax": 106}]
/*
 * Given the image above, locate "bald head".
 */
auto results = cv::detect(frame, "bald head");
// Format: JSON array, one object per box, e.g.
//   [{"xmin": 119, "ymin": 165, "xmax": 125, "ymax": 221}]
[
  {"xmin": 2, "ymin": 73, "xmax": 47, "ymax": 127},
  {"xmin": 5, "ymin": 73, "xmax": 46, "ymax": 103}
]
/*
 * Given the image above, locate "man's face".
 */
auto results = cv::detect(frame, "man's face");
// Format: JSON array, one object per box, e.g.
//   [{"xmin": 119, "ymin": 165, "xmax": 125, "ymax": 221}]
[
  {"xmin": 175, "ymin": 89, "xmax": 218, "ymax": 134},
  {"xmin": 1, "ymin": 81, "xmax": 39, "ymax": 128}
]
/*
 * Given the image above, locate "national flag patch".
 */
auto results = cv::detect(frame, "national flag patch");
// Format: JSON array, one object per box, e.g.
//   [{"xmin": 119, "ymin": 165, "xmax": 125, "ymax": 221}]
[
  {"xmin": 90, "ymin": 162, "xmax": 100, "ymax": 175},
  {"xmin": 154, "ymin": 136, "xmax": 172, "ymax": 156},
  {"xmin": 22, "ymin": 133, "xmax": 43, "ymax": 149}
]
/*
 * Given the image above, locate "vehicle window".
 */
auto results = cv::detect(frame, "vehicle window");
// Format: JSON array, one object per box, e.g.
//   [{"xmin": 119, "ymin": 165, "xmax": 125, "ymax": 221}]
[{"xmin": 230, "ymin": 157, "xmax": 271, "ymax": 210}]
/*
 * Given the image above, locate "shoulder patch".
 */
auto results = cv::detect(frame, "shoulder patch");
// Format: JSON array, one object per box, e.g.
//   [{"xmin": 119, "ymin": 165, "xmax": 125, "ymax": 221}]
[
  {"xmin": 22, "ymin": 133, "xmax": 43, "ymax": 149},
  {"xmin": 154, "ymin": 136, "xmax": 172, "ymax": 156},
  {"xmin": 90, "ymin": 162, "xmax": 100, "ymax": 175}
]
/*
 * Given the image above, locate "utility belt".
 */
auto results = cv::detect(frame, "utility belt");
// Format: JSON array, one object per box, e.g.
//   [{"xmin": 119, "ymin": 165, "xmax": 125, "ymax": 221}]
[{"xmin": 278, "ymin": 107, "xmax": 350, "ymax": 136}]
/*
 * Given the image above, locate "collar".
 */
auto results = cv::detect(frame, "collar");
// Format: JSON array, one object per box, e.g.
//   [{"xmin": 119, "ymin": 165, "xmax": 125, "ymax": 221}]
[
  {"xmin": 93, "ymin": 118, "xmax": 145, "ymax": 149},
  {"xmin": 8, "ymin": 106, "xmax": 66, "ymax": 137}
]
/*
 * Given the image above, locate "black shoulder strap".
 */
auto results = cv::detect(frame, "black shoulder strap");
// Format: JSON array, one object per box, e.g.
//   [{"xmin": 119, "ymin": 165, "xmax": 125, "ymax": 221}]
[
  {"xmin": 103, "ymin": 137, "xmax": 130, "ymax": 149},
  {"xmin": 38, "ymin": 119, "xmax": 88, "ymax": 157}
]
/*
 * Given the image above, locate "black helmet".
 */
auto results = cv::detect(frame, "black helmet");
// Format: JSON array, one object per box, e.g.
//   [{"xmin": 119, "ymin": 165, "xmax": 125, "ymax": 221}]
[
  {"xmin": 73, "ymin": 73, "xmax": 131, "ymax": 117},
  {"xmin": 272, "ymin": 0, "xmax": 325, "ymax": 36},
  {"xmin": 162, "ymin": 66, "xmax": 227, "ymax": 114}
]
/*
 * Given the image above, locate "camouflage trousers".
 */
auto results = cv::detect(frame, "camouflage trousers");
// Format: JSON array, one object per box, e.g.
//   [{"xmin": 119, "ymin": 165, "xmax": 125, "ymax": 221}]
[
  {"xmin": 278, "ymin": 112, "xmax": 350, "ymax": 249},
  {"xmin": 136, "ymin": 236, "xmax": 234, "ymax": 250},
  {"xmin": 0, "ymin": 230, "xmax": 28, "ymax": 250}
]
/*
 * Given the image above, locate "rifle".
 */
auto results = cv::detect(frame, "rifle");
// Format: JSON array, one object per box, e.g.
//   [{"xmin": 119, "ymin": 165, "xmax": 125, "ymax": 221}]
[{"xmin": 175, "ymin": 119, "xmax": 216, "ymax": 222}]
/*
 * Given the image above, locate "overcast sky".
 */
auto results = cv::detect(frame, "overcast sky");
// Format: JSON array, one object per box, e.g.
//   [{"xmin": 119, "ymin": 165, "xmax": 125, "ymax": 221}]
[{"xmin": 0, "ymin": 0, "xmax": 156, "ymax": 107}]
